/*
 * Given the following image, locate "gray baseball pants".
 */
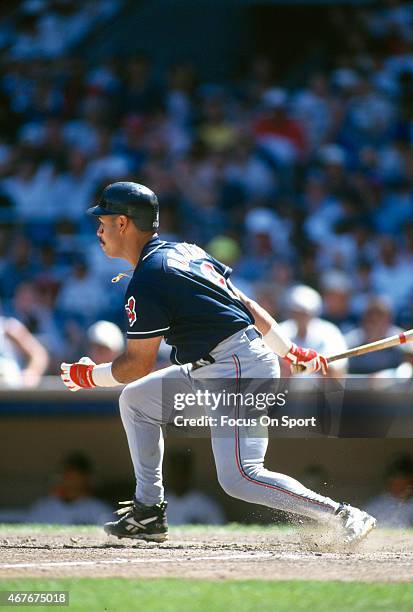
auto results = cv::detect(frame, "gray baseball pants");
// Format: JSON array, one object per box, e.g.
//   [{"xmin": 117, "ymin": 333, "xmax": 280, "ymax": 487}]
[{"xmin": 119, "ymin": 326, "xmax": 340, "ymax": 521}]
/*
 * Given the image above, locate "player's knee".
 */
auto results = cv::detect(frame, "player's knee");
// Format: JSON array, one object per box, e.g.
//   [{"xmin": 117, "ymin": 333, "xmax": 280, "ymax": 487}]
[
  {"xmin": 216, "ymin": 467, "xmax": 245, "ymax": 499},
  {"xmin": 216, "ymin": 462, "xmax": 266, "ymax": 503},
  {"xmin": 119, "ymin": 384, "xmax": 134, "ymax": 413}
]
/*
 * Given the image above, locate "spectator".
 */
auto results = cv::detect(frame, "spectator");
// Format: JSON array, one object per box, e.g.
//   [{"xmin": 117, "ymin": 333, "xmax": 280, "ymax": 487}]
[
  {"xmin": 224, "ymin": 136, "xmax": 277, "ymax": 200},
  {"xmin": 365, "ymin": 455, "xmax": 413, "ymax": 528},
  {"xmin": 12, "ymin": 280, "xmax": 62, "ymax": 367},
  {"xmin": 236, "ymin": 208, "xmax": 288, "ymax": 282},
  {"xmin": 87, "ymin": 320, "xmax": 125, "ymax": 363},
  {"xmin": 371, "ymin": 236, "xmax": 413, "ymax": 311},
  {"xmin": 26, "ymin": 452, "xmax": 113, "ymax": 525},
  {"xmin": 1, "ymin": 3, "xmax": 413, "ymax": 376},
  {"xmin": 53, "ymin": 149, "xmax": 97, "ymax": 221},
  {"xmin": 57, "ymin": 257, "xmax": 107, "ymax": 325},
  {"xmin": 292, "ymin": 72, "xmax": 336, "ymax": 151},
  {"xmin": 165, "ymin": 449, "xmax": 225, "ymax": 525},
  {"xmin": 345, "ymin": 296, "xmax": 404, "ymax": 374},
  {"xmin": 302, "ymin": 170, "xmax": 344, "ymax": 246},
  {"xmin": 253, "ymin": 88, "xmax": 307, "ymax": 165},
  {"xmin": 0, "ymin": 296, "xmax": 48, "ymax": 388},
  {"xmin": 279, "ymin": 285, "xmax": 348, "ymax": 377},
  {"xmin": 320, "ymin": 270, "xmax": 358, "ymax": 333},
  {"xmin": 373, "ymin": 342, "xmax": 413, "ymax": 380}
]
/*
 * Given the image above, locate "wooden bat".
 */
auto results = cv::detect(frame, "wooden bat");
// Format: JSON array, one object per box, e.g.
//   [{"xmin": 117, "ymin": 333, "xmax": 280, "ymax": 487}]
[
  {"xmin": 293, "ymin": 329, "xmax": 413, "ymax": 373},
  {"xmin": 327, "ymin": 329, "xmax": 413, "ymax": 363}
]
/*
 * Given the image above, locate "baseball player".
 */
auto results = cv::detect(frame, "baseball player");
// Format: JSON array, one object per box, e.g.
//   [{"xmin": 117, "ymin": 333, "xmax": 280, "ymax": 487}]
[{"xmin": 61, "ymin": 181, "xmax": 376, "ymax": 544}]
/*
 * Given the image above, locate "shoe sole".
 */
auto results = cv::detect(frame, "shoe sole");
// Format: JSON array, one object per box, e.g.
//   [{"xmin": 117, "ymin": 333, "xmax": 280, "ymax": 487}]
[{"xmin": 104, "ymin": 529, "xmax": 168, "ymax": 543}]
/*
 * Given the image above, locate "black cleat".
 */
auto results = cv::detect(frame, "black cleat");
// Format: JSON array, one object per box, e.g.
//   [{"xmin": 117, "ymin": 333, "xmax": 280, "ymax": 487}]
[{"xmin": 104, "ymin": 498, "xmax": 168, "ymax": 542}]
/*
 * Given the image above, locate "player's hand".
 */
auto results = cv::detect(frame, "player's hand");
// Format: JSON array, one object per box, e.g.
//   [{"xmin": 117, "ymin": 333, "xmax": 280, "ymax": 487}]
[
  {"xmin": 60, "ymin": 357, "xmax": 97, "ymax": 392},
  {"xmin": 284, "ymin": 343, "xmax": 328, "ymax": 375}
]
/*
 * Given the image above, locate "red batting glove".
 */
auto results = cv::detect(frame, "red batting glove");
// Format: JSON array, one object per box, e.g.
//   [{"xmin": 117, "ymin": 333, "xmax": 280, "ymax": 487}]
[
  {"xmin": 284, "ymin": 343, "xmax": 328, "ymax": 375},
  {"xmin": 61, "ymin": 357, "xmax": 96, "ymax": 392}
]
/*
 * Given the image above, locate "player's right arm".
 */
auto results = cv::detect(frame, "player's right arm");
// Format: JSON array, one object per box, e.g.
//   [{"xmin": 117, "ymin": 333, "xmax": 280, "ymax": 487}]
[
  {"xmin": 111, "ymin": 337, "xmax": 162, "ymax": 383},
  {"xmin": 230, "ymin": 283, "xmax": 328, "ymax": 375},
  {"xmin": 61, "ymin": 336, "xmax": 162, "ymax": 391},
  {"xmin": 61, "ymin": 278, "xmax": 169, "ymax": 391}
]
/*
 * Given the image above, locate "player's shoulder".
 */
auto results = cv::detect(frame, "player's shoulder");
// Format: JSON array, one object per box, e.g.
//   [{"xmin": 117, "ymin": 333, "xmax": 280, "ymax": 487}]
[
  {"xmin": 129, "ymin": 237, "xmax": 223, "ymax": 290},
  {"xmin": 126, "ymin": 237, "xmax": 191, "ymax": 289},
  {"xmin": 131, "ymin": 237, "xmax": 170, "ymax": 281},
  {"xmin": 166, "ymin": 240, "xmax": 217, "ymax": 272},
  {"xmin": 165, "ymin": 240, "xmax": 208, "ymax": 261}
]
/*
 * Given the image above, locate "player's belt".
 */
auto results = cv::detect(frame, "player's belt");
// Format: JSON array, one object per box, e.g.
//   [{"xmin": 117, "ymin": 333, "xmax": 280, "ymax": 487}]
[
  {"xmin": 190, "ymin": 327, "xmax": 261, "ymax": 371},
  {"xmin": 244, "ymin": 327, "xmax": 261, "ymax": 343}
]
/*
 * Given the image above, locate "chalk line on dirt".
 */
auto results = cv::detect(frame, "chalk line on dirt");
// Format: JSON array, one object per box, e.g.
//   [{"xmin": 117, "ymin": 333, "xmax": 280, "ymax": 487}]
[{"xmin": 0, "ymin": 551, "xmax": 274, "ymax": 570}]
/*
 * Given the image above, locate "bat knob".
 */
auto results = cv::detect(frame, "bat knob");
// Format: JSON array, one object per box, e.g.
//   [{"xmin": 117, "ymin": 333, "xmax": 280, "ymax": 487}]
[{"xmin": 290, "ymin": 364, "xmax": 306, "ymax": 375}]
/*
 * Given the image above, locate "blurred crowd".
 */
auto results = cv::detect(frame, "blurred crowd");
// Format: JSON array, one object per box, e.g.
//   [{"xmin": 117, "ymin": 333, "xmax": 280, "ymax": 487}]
[{"xmin": 1, "ymin": 1, "xmax": 413, "ymax": 381}]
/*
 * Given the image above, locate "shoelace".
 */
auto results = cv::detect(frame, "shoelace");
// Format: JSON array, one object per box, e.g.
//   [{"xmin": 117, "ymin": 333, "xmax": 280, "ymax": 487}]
[
  {"xmin": 114, "ymin": 500, "xmax": 135, "ymax": 516},
  {"xmin": 339, "ymin": 509, "xmax": 358, "ymax": 532}
]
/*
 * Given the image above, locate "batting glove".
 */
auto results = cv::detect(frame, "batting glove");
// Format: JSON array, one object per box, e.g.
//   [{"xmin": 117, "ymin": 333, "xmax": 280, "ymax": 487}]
[
  {"xmin": 284, "ymin": 343, "xmax": 328, "ymax": 375},
  {"xmin": 61, "ymin": 356, "xmax": 97, "ymax": 392}
]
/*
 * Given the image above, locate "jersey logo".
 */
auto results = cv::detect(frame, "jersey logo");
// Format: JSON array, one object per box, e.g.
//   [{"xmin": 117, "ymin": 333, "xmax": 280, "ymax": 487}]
[{"xmin": 125, "ymin": 296, "xmax": 137, "ymax": 326}]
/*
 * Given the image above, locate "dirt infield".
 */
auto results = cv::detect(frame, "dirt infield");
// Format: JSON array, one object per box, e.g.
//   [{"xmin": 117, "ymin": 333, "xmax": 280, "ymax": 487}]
[{"xmin": 0, "ymin": 526, "xmax": 412, "ymax": 582}]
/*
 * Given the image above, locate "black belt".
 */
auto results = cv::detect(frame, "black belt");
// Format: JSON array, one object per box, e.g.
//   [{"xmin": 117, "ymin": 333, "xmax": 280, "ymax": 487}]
[{"xmin": 191, "ymin": 327, "xmax": 261, "ymax": 370}]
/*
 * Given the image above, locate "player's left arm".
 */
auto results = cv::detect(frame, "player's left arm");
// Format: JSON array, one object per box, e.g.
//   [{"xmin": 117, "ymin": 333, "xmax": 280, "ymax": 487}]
[
  {"xmin": 61, "ymin": 337, "xmax": 162, "ymax": 391},
  {"xmin": 230, "ymin": 283, "xmax": 328, "ymax": 375}
]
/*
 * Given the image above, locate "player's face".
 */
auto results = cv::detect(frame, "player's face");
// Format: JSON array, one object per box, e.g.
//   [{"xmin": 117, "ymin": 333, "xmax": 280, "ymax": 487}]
[{"xmin": 96, "ymin": 215, "xmax": 122, "ymax": 258}]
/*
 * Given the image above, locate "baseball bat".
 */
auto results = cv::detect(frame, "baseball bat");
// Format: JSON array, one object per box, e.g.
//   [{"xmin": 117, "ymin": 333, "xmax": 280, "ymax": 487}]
[
  {"xmin": 327, "ymin": 329, "xmax": 413, "ymax": 363},
  {"xmin": 292, "ymin": 329, "xmax": 413, "ymax": 373}
]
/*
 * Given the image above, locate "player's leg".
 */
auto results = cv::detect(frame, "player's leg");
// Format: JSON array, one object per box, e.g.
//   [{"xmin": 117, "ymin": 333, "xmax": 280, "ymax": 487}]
[
  {"xmin": 118, "ymin": 364, "xmax": 193, "ymax": 505},
  {"xmin": 199, "ymin": 330, "xmax": 376, "ymax": 539},
  {"xmin": 104, "ymin": 364, "xmax": 193, "ymax": 540},
  {"xmin": 211, "ymin": 422, "xmax": 339, "ymax": 521},
  {"xmin": 193, "ymin": 330, "xmax": 340, "ymax": 521},
  {"xmin": 212, "ymin": 426, "xmax": 376, "ymax": 541}
]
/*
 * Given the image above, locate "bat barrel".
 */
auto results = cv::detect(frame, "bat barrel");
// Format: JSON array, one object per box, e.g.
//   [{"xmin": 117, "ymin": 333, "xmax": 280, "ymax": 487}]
[{"xmin": 327, "ymin": 329, "xmax": 413, "ymax": 364}]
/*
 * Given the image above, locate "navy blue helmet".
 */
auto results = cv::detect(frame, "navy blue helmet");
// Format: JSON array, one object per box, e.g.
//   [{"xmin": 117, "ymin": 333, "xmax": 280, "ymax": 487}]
[{"xmin": 88, "ymin": 181, "xmax": 159, "ymax": 231}]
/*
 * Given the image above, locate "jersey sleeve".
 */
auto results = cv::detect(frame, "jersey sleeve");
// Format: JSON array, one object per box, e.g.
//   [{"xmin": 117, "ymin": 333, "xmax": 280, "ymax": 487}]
[
  {"xmin": 208, "ymin": 255, "xmax": 233, "ymax": 279},
  {"xmin": 124, "ymin": 282, "xmax": 171, "ymax": 339}
]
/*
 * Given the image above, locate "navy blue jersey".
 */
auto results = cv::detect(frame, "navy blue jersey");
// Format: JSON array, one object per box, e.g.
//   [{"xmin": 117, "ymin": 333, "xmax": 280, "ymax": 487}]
[{"xmin": 124, "ymin": 236, "xmax": 254, "ymax": 364}]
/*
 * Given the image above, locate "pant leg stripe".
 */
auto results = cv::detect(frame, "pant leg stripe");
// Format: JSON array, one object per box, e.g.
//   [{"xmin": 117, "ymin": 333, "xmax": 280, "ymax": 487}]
[{"xmin": 231, "ymin": 353, "xmax": 331, "ymax": 510}]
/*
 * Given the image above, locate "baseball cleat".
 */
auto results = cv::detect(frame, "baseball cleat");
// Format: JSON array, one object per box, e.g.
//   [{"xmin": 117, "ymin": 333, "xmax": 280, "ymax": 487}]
[
  {"xmin": 104, "ymin": 498, "xmax": 168, "ymax": 542},
  {"xmin": 335, "ymin": 503, "xmax": 377, "ymax": 544}
]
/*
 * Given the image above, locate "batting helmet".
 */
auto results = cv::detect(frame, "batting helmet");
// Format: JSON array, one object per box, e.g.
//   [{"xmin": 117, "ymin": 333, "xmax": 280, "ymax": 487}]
[{"xmin": 87, "ymin": 181, "xmax": 159, "ymax": 231}]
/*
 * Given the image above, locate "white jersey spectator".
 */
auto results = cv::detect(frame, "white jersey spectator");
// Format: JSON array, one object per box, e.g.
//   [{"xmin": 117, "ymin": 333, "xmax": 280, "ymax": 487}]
[
  {"xmin": 364, "ymin": 493, "xmax": 413, "ymax": 529},
  {"xmin": 26, "ymin": 495, "xmax": 112, "ymax": 525},
  {"xmin": 165, "ymin": 449, "xmax": 226, "ymax": 525},
  {"xmin": 279, "ymin": 285, "xmax": 347, "ymax": 376},
  {"xmin": 0, "ymin": 451, "xmax": 113, "ymax": 525},
  {"xmin": 165, "ymin": 490, "xmax": 225, "ymax": 525},
  {"xmin": 365, "ymin": 455, "xmax": 413, "ymax": 528},
  {"xmin": 0, "ymin": 309, "xmax": 48, "ymax": 388}
]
